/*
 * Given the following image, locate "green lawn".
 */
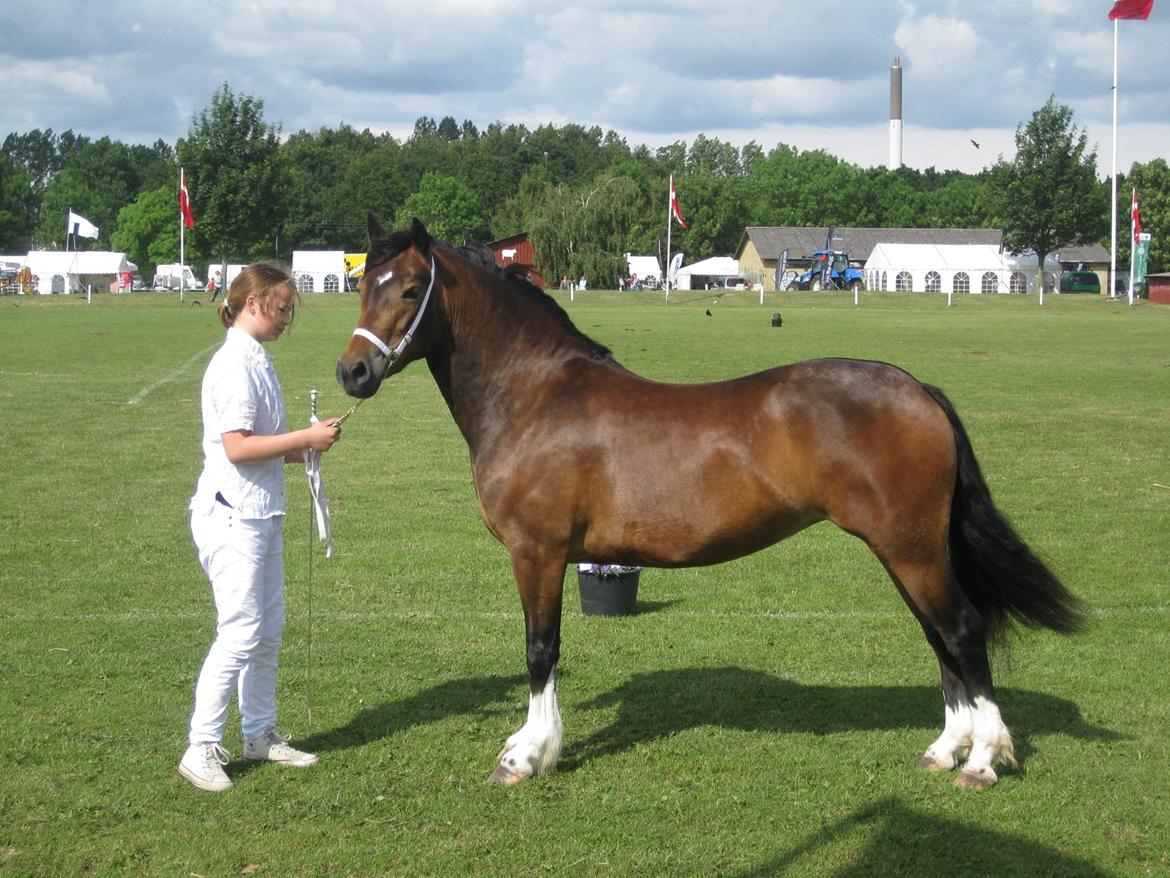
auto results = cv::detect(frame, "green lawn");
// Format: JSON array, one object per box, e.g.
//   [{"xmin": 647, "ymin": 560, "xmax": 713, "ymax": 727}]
[{"xmin": 1, "ymin": 288, "xmax": 1167, "ymax": 876}]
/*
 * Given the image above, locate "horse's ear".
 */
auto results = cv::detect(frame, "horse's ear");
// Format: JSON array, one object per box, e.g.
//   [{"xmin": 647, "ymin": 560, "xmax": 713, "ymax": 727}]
[
  {"xmin": 366, "ymin": 214, "xmax": 385, "ymax": 245},
  {"xmin": 409, "ymin": 217, "xmax": 431, "ymax": 256}
]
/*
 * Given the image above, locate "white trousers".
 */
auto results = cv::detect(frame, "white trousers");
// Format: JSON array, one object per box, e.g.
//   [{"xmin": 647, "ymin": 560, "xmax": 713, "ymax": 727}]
[{"xmin": 188, "ymin": 505, "xmax": 285, "ymax": 744}]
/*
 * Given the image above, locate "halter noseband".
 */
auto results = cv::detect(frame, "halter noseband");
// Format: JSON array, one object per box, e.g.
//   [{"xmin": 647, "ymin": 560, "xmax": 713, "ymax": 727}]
[{"xmin": 351, "ymin": 255, "xmax": 436, "ymax": 371}]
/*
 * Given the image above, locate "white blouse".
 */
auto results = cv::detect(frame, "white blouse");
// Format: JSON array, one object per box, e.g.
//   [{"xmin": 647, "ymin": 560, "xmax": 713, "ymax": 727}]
[{"xmin": 190, "ymin": 326, "xmax": 288, "ymax": 519}]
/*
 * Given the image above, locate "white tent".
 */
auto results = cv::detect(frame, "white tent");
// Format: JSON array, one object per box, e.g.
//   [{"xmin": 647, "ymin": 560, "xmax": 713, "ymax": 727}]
[
  {"xmin": 291, "ymin": 251, "xmax": 346, "ymax": 293},
  {"xmin": 23, "ymin": 250, "xmax": 137, "ymax": 294},
  {"xmin": 675, "ymin": 256, "xmax": 740, "ymax": 291},
  {"xmin": 864, "ymin": 243, "xmax": 1059, "ymax": 295},
  {"xmin": 625, "ymin": 254, "xmax": 661, "ymax": 286}
]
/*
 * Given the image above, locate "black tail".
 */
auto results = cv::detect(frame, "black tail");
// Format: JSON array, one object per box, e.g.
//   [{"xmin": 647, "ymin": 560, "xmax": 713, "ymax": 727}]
[{"xmin": 922, "ymin": 384, "xmax": 1086, "ymax": 642}]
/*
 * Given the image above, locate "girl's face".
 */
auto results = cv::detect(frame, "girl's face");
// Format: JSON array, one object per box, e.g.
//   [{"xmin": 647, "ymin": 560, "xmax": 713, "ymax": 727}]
[{"xmin": 250, "ymin": 285, "xmax": 296, "ymax": 342}]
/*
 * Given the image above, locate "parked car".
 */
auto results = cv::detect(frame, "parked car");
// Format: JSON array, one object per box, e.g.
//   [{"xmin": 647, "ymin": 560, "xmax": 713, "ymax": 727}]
[
  {"xmin": 712, "ymin": 276, "xmax": 748, "ymax": 290},
  {"xmin": 1058, "ymin": 271, "xmax": 1100, "ymax": 294}
]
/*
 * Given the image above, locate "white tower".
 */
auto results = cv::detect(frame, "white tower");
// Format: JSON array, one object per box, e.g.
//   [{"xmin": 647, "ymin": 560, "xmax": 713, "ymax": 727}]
[{"xmin": 888, "ymin": 56, "xmax": 903, "ymax": 170}]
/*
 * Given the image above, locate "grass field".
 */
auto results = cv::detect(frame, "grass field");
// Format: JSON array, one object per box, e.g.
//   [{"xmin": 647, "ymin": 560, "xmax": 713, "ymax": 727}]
[{"xmin": 1, "ymin": 287, "xmax": 1168, "ymax": 876}]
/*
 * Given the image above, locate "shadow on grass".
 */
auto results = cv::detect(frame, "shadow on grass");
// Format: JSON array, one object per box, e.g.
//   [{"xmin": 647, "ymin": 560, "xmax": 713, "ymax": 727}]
[
  {"xmin": 564, "ymin": 666, "xmax": 1121, "ymax": 772},
  {"xmin": 294, "ymin": 665, "xmax": 1118, "ymax": 778},
  {"xmin": 296, "ymin": 673, "xmax": 528, "ymax": 754},
  {"xmin": 732, "ymin": 796, "xmax": 1110, "ymax": 877}
]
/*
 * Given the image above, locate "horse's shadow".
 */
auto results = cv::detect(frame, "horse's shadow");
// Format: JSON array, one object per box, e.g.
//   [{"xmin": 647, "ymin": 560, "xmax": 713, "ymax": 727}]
[
  {"xmin": 299, "ymin": 666, "xmax": 1120, "ymax": 776},
  {"xmin": 564, "ymin": 666, "xmax": 1121, "ymax": 771},
  {"xmin": 732, "ymin": 796, "xmax": 1111, "ymax": 877},
  {"xmin": 297, "ymin": 673, "xmax": 527, "ymax": 754}
]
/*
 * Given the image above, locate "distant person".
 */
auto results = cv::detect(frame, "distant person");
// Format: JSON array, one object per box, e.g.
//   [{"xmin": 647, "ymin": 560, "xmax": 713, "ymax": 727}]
[
  {"xmin": 178, "ymin": 262, "xmax": 343, "ymax": 792},
  {"xmin": 206, "ymin": 272, "xmax": 218, "ymax": 302}
]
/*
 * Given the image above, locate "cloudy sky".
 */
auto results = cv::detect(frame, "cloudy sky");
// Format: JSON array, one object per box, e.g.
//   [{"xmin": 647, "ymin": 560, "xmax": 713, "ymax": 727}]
[{"xmin": 2, "ymin": 0, "xmax": 1166, "ymax": 176}]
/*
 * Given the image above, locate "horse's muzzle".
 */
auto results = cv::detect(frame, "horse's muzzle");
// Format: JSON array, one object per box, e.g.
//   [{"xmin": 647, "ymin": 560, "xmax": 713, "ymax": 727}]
[{"xmin": 336, "ymin": 355, "xmax": 383, "ymax": 399}]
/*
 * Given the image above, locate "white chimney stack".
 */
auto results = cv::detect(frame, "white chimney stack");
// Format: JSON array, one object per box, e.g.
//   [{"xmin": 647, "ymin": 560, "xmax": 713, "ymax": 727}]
[{"xmin": 888, "ymin": 56, "xmax": 903, "ymax": 170}]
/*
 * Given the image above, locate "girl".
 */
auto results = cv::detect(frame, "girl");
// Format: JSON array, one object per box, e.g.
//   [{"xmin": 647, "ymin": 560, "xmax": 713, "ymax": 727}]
[{"xmin": 179, "ymin": 262, "xmax": 342, "ymax": 792}]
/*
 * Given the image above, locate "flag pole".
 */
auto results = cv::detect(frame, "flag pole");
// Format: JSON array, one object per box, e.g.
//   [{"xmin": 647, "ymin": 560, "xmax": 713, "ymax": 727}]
[
  {"xmin": 664, "ymin": 175, "xmax": 673, "ymax": 304},
  {"xmin": 1129, "ymin": 188, "xmax": 1137, "ymax": 307},
  {"xmin": 1110, "ymin": 19, "xmax": 1119, "ymax": 300},
  {"xmin": 179, "ymin": 167, "xmax": 186, "ymax": 304}
]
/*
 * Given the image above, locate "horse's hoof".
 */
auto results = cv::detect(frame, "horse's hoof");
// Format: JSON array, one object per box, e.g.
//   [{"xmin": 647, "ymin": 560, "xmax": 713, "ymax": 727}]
[
  {"xmin": 954, "ymin": 770, "xmax": 996, "ymax": 791},
  {"xmin": 918, "ymin": 754, "xmax": 955, "ymax": 772},
  {"xmin": 487, "ymin": 762, "xmax": 527, "ymax": 785}
]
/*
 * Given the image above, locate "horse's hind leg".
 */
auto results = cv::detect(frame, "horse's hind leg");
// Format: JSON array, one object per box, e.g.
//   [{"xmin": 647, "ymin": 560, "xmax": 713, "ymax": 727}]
[
  {"xmin": 886, "ymin": 555, "xmax": 1016, "ymax": 790},
  {"xmin": 488, "ymin": 551, "xmax": 566, "ymax": 784},
  {"xmin": 918, "ymin": 636, "xmax": 973, "ymax": 772}
]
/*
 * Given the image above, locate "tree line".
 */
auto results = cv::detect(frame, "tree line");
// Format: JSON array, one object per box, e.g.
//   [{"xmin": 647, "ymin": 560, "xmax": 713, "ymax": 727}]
[{"xmin": 2, "ymin": 83, "xmax": 1165, "ymax": 287}]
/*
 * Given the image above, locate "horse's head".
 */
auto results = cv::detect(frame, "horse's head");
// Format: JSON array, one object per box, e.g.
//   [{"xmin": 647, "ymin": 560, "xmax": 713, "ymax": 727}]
[{"xmin": 336, "ymin": 215, "xmax": 438, "ymax": 399}]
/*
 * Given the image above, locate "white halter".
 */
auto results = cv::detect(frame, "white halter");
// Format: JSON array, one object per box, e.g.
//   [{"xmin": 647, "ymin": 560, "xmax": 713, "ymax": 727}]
[{"xmin": 351, "ymin": 255, "xmax": 436, "ymax": 367}]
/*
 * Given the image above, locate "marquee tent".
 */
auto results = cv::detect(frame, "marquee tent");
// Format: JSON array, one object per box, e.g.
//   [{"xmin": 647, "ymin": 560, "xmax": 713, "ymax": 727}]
[
  {"xmin": 291, "ymin": 251, "xmax": 346, "ymax": 292},
  {"xmin": 674, "ymin": 256, "xmax": 741, "ymax": 291},
  {"xmin": 863, "ymin": 243, "xmax": 1060, "ymax": 294},
  {"xmin": 625, "ymin": 255, "xmax": 662, "ymax": 286},
  {"xmin": 22, "ymin": 251, "xmax": 137, "ymax": 294}
]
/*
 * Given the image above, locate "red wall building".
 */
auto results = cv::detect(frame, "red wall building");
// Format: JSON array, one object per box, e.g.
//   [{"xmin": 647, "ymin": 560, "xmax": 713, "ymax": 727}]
[
  {"xmin": 1147, "ymin": 272, "xmax": 1170, "ymax": 305},
  {"xmin": 488, "ymin": 232, "xmax": 546, "ymax": 289}
]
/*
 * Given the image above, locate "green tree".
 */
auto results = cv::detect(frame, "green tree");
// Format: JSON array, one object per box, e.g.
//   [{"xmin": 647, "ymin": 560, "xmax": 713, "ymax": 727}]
[
  {"xmin": 110, "ymin": 186, "xmax": 192, "ymax": 276},
  {"xmin": 671, "ymin": 172, "xmax": 749, "ymax": 259},
  {"xmin": 283, "ymin": 125, "xmax": 381, "ymax": 249},
  {"xmin": 991, "ymin": 97, "xmax": 1105, "ymax": 294},
  {"xmin": 395, "ymin": 172, "xmax": 481, "ymax": 244},
  {"xmin": 0, "ymin": 152, "xmax": 36, "ymax": 250},
  {"xmin": 527, "ymin": 173, "xmax": 641, "ymax": 287},
  {"xmin": 1121, "ymin": 159, "xmax": 1169, "ymax": 275},
  {"xmin": 177, "ymin": 83, "xmax": 286, "ymax": 270},
  {"xmin": 35, "ymin": 137, "xmax": 154, "ymax": 248},
  {"xmin": 343, "ymin": 144, "xmax": 410, "ymax": 245},
  {"xmin": 2, "ymin": 128, "xmax": 89, "ymax": 191}
]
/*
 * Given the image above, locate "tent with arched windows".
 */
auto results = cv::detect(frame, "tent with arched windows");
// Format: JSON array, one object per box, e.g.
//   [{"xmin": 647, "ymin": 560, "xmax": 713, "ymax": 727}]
[
  {"xmin": 291, "ymin": 251, "xmax": 346, "ymax": 293},
  {"xmin": 863, "ymin": 244, "xmax": 1060, "ymax": 295},
  {"xmin": 21, "ymin": 250, "xmax": 137, "ymax": 294}
]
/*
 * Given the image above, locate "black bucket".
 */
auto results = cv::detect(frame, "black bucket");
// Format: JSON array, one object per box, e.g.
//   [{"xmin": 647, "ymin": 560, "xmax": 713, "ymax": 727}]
[{"xmin": 578, "ymin": 571, "xmax": 640, "ymax": 616}]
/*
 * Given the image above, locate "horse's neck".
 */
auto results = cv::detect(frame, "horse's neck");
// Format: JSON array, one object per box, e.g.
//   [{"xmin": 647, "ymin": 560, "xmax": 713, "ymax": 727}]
[{"xmin": 429, "ymin": 274, "xmax": 592, "ymax": 451}]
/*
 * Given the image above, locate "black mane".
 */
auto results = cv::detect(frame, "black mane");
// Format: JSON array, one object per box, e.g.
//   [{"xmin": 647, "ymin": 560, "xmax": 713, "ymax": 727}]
[{"xmin": 368, "ymin": 231, "xmax": 612, "ymax": 361}]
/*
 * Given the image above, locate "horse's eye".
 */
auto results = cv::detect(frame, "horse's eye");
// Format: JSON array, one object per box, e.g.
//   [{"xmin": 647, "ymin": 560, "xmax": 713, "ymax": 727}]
[{"xmin": 403, "ymin": 285, "xmax": 421, "ymax": 301}]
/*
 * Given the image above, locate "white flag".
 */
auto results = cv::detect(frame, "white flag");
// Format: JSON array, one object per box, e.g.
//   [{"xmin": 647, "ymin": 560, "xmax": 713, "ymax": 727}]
[{"xmin": 67, "ymin": 210, "xmax": 99, "ymax": 239}]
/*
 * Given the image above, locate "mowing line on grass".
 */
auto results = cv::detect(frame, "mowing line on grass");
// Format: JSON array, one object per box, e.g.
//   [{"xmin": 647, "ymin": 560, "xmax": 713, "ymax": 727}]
[
  {"xmin": 9, "ymin": 605, "xmax": 1164, "ymax": 623},
  {"xmin": 126, "ymin": 343, "xmax": 217, "ymax": 406}
]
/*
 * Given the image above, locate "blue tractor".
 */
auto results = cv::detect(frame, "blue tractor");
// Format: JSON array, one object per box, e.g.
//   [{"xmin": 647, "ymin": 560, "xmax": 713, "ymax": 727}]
[{"xmin": 789, "ymin": 250, "xmax": 865, "ymax": 292}]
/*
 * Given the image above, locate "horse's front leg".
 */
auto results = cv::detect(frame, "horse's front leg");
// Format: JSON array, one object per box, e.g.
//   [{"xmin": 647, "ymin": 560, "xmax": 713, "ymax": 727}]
[{"xmin": 488, "ymin": 551, "xmax": 565, "ymax": 784}]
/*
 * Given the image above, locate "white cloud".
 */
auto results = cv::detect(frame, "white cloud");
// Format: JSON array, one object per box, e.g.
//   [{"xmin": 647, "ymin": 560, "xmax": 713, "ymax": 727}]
[
  {"xmin": 1, "ymin": 0, "xmax": 1167, "ymax": 176},
  {"xmin": 894, "ymin": 14, "xmax": 982, "ymax": 76}
]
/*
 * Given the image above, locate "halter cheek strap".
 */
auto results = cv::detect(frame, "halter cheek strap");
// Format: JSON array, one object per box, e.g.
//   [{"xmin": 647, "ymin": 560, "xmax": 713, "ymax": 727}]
[{"xmin": 352, "ymin": 255, "xmax": 436, "ymax": 367}]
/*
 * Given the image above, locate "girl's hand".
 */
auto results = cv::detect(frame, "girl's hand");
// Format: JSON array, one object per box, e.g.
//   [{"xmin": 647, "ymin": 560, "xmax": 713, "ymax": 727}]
[{"xmin": 306, "ymin": 418, "xmax": 342, "ymax": 453}]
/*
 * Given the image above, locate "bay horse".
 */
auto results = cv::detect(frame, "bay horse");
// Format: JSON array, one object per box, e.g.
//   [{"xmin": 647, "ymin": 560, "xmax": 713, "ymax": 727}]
[{"xmin": 336, "ymin": 218, "xmax": 1084, "ymax": 791}]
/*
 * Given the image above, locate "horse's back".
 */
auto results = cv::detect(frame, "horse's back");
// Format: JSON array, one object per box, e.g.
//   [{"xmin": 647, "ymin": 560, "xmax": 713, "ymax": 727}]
[{"xmin": 495, "ymin": 356, "xmax": 959, "ymax": 568}]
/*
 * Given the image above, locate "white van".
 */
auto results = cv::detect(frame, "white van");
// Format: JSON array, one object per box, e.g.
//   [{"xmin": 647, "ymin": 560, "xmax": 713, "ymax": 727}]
[{"xmin": 153, "ymin": 264, "xmax": 201, "ymax": 291}]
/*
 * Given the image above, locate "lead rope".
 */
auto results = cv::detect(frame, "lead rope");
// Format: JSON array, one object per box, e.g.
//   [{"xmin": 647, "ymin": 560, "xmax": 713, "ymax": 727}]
[
  {"xmin": 300, "ymin": 255, "xmax": 437, "ymax": 727},
  {"xmin": 305, "ymin": 388, "xmax": 318, "ymax": 730}
]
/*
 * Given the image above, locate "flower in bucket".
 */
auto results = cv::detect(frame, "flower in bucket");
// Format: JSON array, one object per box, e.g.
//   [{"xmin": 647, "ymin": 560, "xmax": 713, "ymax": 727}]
[{"xmin": 577, "ymin": 563, "xmax": 643, "ymax": 578}]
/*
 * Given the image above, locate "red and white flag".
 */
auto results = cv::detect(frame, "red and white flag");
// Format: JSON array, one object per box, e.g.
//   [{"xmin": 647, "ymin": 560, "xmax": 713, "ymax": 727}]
[
  {"xmin": 670, "ymin": 174, "xmax": 687, "ymax": 228},
  {"xmin": 1108, "ymin": 0, "xmax": 1154, "ymax": 19},
  {"xmin": 1132, "ymin": 188, "xmax": 1142, "ymax": 242},
  {"xmin": 180, "ymin": 168, "xmax": 195, "ymax": 229}
]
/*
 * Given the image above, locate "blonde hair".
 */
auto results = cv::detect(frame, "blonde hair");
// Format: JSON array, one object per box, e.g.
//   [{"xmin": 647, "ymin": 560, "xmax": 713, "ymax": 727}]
[{"xmin": 218, "ymin": 262, "xmax": 298, "ymax": 329}]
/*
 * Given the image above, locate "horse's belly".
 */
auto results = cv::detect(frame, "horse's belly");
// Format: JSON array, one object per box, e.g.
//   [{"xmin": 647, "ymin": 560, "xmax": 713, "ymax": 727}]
[{"xmin": 583, "ymin": 450, "xmax": 819, "ymax": 567}]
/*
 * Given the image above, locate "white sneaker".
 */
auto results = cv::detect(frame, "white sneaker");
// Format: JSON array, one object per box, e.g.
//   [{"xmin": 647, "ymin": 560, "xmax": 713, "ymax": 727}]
[
  {"xmin": 178, "ymin": 743, "xmax": 233, "ymax": 792},
  {"xmin": 243, "ymin": 728, "xmax": 319, "ymax": 767}
]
